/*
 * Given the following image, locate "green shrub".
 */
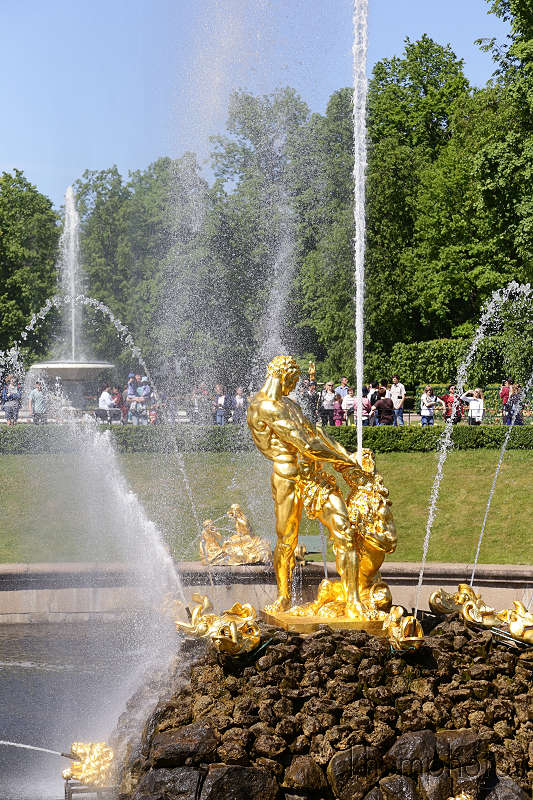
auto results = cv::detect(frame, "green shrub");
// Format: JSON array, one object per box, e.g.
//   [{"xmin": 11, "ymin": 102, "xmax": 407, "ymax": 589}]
[{"xmin": 2, "ymin": 422, "xmax": 533, "ymax": 454}]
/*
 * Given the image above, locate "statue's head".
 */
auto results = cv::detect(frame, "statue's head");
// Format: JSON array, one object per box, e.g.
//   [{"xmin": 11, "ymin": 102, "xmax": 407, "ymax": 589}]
[{"xmin": 266, "ymin": 355, "xmax": 300, "ymax": 395}]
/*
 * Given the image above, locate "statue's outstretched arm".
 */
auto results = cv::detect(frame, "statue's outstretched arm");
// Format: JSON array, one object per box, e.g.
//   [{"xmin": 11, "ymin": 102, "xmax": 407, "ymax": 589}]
[{"xmin": 268, "ymin": 413, "xmax": 358, "ymax": 468}]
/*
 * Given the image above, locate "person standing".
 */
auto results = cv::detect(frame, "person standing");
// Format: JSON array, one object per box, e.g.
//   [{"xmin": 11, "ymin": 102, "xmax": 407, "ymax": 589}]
[
  {"xmin": 420, "ymin": 385, "xmax": 443, "ymax": 427},
  {"xmin": 461, "ymin": 388, "xmax": 484, "ymax": 425},
  {"xmin": 390, "ymin": 374, "xmax": 406, "ymax": 427},
  {"xmin": 1, "ymin": 375, "xmax": 22, "ymax": 426},
  {"xmin": 301, "ymin": 382, "xmax": 320, "ymax": 423},
  {"xmin": 334, "ymin": 376, "xmax": 349, "ymax": 398},
  {"xmin": 318, "ymin": 381, "xmax": 335, "ymax": 426},
  {"xmin": 368, "ymin": 382, "xmax": 380, "ymax": 425},
  {"xmin": 499, "ymin": 380, "xmax": 511, "ymax": 425},
  {"xmin": 231, "ymin": 387, "xmax": 248, "ymax": 424},
  {"xmin": 342, "ymin": 387, "xmax": 356, "ymax": 425},
  {"xmin": 372, "ymin": 387, "xmax": 394, "ymax": 426},
  {"xmin": 29, "ymin": 380, "xmax": 47, "ymax": 424},
  {"xmin": 213, "ymin": 384, "xmax": 231, "ymax": 425},
  {"xmin": 333, "ymin": 393, "xmax": 345, "ymax": 426},
  {"xmin": 505, "ymin": 384, "xmax": 524, "ymax": 425},
  {"xmin": 439, "ymin": 385, "xmax": 463, "ymax": 424}
]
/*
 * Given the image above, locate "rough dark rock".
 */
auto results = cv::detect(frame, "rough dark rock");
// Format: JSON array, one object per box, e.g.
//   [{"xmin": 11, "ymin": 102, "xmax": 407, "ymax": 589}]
[
  {"xmin": 417, "ymin": 770, "xmax": 452, "ymax": 800},
  {"xmin": 253, "ymin": 733, "xmax": 287, "ymax": 757},
  {"xmin": 327, "ymin": 745, "xmax": 383, "ymax": 800},
  {"xmin": 379, "ymin": 774, "xmax": 418, "ymax": 800},
  {"xmin": 485, "ymin": 776, "xmax": 530, "ymax": 800},
  {"xmin": 384, "ymin": 730, "xmax": 436, "ymax": 775},
  {"xmin": 283, "ymin": 755, "xmax": 328, "ymax": 791},
  {"xmin": 132, "ymin": 767, "xmax": 201, "ymax": 800},
  {"xmin": 150, "ymin": 720, "xmax": 219, "ymax": 767},
  {"xmin": 199, "ymin": 765, "xmax": 278, "ymax": 800},
  {"xmin": 451, "ymin": 759, "xmax": 492, "ymax": 799},
  {"xmin": 116, "ymin": 617, "xmax": 531, "ymax": 800},
  {"xmin": 435, "ymin": 727, "xmax": 487, "ymax": 767}
]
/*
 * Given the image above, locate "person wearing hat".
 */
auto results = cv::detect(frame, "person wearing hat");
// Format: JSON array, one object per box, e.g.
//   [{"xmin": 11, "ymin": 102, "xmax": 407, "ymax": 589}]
[{"xmin": 29, "ymin": 380, "xmax": 47, "ymax": 424}]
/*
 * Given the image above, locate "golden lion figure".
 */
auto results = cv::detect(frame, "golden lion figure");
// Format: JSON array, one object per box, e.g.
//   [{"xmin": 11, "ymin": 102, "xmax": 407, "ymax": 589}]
[{"xmin": 247, "ymin": 355, "xmax": 397, "ymax": 621}]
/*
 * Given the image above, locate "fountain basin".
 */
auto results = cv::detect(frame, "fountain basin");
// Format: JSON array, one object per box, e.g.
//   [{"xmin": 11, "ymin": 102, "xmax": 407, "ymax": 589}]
[{"xmin": 28, "ymin": 361, "xmax": 115, "ymax": 408}]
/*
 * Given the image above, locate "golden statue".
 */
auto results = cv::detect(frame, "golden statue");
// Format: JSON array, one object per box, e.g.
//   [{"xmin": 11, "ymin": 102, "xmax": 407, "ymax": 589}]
[
  {"xmin": 175, "ymin": 593, "xmax": 261, "ymax": 655},
  {"xmin": 308, "ymin": 360, "xmax": 316, "ymax": 383},
  {"xmin": 247, "ymin": 355, "xmax": 400, "ymax": 629},
  {"xmin": 62, "ymin": 742, "xmax": 114, "ymax": 788},
  {"xmin": 199, "ymin": 504, "xmax": 272, "ymax": 565}
]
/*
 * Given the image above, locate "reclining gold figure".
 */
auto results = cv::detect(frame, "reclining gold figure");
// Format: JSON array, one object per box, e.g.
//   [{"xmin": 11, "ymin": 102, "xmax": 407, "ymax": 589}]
[{"xmin": 247, "ymin": 355, "xmax": 397, "ymax": 622}]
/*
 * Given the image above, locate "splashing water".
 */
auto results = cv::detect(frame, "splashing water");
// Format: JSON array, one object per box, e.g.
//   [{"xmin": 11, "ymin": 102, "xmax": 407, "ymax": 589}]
[
  {"xmin": 470, "ymin": 375, "xmax": 533, "ymax": 586},
  {"xmin": 352, "ymin": 0, "xmax": 369, "ymax": 465},
  {"xmin": 414, "ymin": 281, "xmax": 532, "ymax": 614},
  {"xmin": 20, "ymin": 294, "xmax": 153, "ymax": 384},
  {"xmin": 0, "ymin": 741, "xmax": 64, "ymax": 757}
]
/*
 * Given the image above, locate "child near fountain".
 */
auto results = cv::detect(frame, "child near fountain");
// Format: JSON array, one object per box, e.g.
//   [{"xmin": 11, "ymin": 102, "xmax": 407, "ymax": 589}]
[{"xmin": 333, "ymin": 393, "xmax": 344, "ymax": 425}]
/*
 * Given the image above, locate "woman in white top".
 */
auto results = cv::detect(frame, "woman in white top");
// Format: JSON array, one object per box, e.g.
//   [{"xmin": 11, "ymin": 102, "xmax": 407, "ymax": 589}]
[
  {"xmin": 420, "ymin": 385, "xmax": 444, "ymax": 427},
  {"xmin": 461, "ymin": 388, "xmax": 484, "ymax": 425}
]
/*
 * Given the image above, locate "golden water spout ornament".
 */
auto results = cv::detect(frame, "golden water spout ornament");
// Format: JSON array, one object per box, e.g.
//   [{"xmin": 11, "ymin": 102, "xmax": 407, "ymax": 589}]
[
  {"xmin": 429, "ymin": 585, "xmax": 533, "ymax": 644},
  {"xmin": 175, "ymin": 593, "xmax": 261, "ymax": 655},
  {"xmin": 62, "ymin": 742, "xmax": 114, "ymax": 787},
  {"xmin": 247, "ymin": 355, "xmax": 407, "ymax": 633},
  {"xmin": 199, "ymin": 505, "xmax": 272, "ymax": 565}
]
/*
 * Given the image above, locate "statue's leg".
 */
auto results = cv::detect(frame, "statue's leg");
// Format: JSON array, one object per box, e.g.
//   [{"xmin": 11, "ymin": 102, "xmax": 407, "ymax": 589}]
[
  {"xmin": 357, "ymin": 539, "xmax": 386, "ymax": 602},
  {"xmin": 317, "ymin": 491, "xmax": 363, "ymax": 613},
  {"xmin": 266, "ymin": 471, "xmax": 302, "ymax": 613}
]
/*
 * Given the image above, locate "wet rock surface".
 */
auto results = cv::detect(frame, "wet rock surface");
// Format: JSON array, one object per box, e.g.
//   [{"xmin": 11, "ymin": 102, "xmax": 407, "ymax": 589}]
[{"xmin": 114, "ymin": 617, "xmax": 533, "ymax": 800}]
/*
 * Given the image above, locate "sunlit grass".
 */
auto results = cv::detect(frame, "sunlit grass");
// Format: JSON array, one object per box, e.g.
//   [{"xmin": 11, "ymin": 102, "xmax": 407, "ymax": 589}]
[{"xmin": 0, "ymin": 451, "xmax": 531, "ymax": 565}]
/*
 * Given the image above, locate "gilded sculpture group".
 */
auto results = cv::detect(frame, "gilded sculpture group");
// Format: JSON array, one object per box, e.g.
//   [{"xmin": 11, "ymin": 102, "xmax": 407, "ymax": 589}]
[{"xmin": 248, "ymin": 355, "xmax": 398, "ymax": 623}]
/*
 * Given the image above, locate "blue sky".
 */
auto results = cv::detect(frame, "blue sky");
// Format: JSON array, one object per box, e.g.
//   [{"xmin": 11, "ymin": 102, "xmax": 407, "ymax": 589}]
[{"xmin": 1, "ymin": 0, "xmax": 509, "ymax": 207}]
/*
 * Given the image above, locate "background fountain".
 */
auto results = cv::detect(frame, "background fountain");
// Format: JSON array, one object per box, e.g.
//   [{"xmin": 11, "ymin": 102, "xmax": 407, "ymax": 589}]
[{"xmin": 28, "ymin": 186, "xmax": 114, "ymax": 408}]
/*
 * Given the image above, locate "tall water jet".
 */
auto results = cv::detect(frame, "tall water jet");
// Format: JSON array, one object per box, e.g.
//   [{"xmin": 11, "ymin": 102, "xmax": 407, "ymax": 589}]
[
  {"xmin": 60, "ymin": 186, "xmax": 82, "ymax": 361},
  {"xmin": 352, "ymin": 0, "xmax": 369, "ymax": 465},
  {"xmin": 414, "ymin": 281, "xmax": 532, "ymax": 614},
  {"xmin": 470, "ymin": 375, "xmax": 533, "ymax": 586},
  {"xmin": 29, "ymin": 187, "xmax": 114, "ymax": 406}
]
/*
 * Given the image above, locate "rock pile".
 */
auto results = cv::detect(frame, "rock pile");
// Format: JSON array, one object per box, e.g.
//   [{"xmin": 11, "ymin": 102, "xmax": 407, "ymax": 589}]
[{"xmin": 114, "ymin": 617, "xmax": 532, "ymax": 800}]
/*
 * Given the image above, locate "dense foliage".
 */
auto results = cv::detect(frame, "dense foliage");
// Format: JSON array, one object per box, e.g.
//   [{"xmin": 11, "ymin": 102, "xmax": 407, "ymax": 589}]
[
  {"xmin": 0, "ymin": 170, "xmax": 59, "ymax": 355},
  {"xmin": 2, "ymin": 0, "xmax": 532, "ymax": 390}
]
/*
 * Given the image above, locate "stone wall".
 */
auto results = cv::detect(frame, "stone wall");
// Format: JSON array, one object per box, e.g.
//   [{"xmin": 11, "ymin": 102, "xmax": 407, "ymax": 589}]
[{"xmin": 115, "ymin": 617, "xmax": 532, "ymax": 800}]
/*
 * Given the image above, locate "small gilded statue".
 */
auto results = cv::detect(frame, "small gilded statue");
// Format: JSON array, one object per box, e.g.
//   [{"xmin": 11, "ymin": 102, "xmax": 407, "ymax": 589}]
[
  {"xmin": 247, "ymin": 355, "xmax": 398, "ymax": 623},
  {"xmin": 308, "ymin": 360, "xmax": 316, "ymax": 383},
  {"xmin": 199, "ymin": 504, "xmax": 272, "ymax": 565},
  {"xmin": 62, "ymin": 742, "xmax": 114, "ymax": 788},
  {"xmin": 175, "ymin": 593, "xmax": 261, "ymax": 655}
]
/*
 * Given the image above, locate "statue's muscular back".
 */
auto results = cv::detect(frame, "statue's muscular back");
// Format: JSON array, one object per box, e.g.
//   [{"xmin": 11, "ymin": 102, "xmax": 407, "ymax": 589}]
[{"xmin": 247, "ymin": 391, "xmax": 308, "ymax": 469}]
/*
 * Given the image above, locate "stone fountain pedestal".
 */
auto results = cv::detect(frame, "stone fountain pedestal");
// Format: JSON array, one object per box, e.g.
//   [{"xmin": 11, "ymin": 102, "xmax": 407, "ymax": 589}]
[{"xmin": 28, "ymin": 360, "xmax": 114, "ymax": 408}]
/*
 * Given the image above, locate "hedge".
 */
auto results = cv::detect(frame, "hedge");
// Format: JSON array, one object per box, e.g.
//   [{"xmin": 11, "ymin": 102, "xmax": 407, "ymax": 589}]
[{"xmin": 1, "ymin": 423, "xmax": 533, "ymax": 454}]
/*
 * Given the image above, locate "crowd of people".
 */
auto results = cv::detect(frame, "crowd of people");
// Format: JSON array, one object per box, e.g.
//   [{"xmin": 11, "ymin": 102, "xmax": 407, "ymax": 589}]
[
  {"xmin": 294, "ymin": 376, "xmax": 526, "ymax": 428},
  {"xmin": 0, "ymin": 370, "xmax": 527, "ymax": 427}
]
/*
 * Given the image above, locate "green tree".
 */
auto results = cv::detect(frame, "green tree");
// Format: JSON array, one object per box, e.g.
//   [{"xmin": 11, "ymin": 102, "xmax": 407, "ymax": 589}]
[{"xmin": 0, "ymin": 170, "xmax": 59, "ymax": 358}]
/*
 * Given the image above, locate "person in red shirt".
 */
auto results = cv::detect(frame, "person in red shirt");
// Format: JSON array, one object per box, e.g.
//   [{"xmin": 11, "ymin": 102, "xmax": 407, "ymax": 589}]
[
  {"xmin": 439, "ymin": 384, "xmax": 463, "ymax": 424},
  {"xmin": 499, "ymin": 379, "xmax": 511, "ymax": 425}
]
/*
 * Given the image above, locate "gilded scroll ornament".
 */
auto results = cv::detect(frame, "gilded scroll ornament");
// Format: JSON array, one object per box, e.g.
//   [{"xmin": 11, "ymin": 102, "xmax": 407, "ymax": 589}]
[{"xmin": 429, "ymin": 584, "xmax": 533, "ymax": 645}]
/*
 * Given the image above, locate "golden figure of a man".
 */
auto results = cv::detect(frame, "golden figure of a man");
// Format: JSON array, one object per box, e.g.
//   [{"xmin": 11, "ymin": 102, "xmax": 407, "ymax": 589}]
[{"xmin": 248, "ymin": 355, "xmax": 369, "ymax": 616}]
